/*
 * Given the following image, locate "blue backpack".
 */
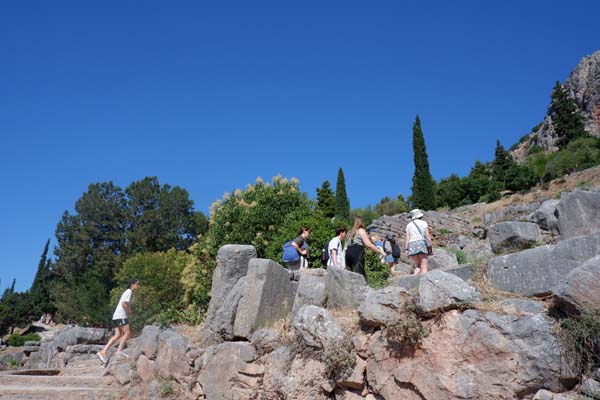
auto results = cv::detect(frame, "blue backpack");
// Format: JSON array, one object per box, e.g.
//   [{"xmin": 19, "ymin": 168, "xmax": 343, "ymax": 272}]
[{"xmin": 282, "ymin": 240, "xmax": 306, "ymax": 263}]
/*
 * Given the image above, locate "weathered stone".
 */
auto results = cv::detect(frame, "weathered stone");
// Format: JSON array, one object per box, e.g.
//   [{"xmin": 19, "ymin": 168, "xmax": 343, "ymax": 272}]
[
  {"xmin": 483, "ymin": 202, "xmax": 541, "ymax": 225},
  {"xmin": 367, "ymin": 307, "xmax": 567, "ymax": 399},
  {"xmin": 333, "ymin": 388, "xmax": 364, "ymax": 399},
  {"xmin": 293, "ymin": 305, "xmax": 344, "ymax": 349},
  {"xmin": 113, "ymin": 361, "xmax": 133, "ymax": 385},
  {"xmin": 529, "ymin": 199, "xmax": 560, "ymax": 233},
  {"xmin": 136, "ymin": 354, "xmax": 155, "ymax": 382},
  {"xmin": 292, "ymin": 268, "xmax": 327, "ymax": 316},
  {"xmin": 336, "ymin": 355, "xmax": 366, "ymax": 390},
  {"xmin": 53, "ymin": 326, "xmax": 109, "ymax": 351},
  {"xmin": 281, "ymin": 355, "xmax": 328, "ymax": 400},
  {"xmin": 233, "ymin": 258, "xmax": 297, "ymax": 339},
  {"xmin": 197, "ymin": 342, "xmax": 259, "ymax": 400},
  {"xmin": 325, "ymin": 268, "xmax": 368, "ymax": 309},
  {"xmin": 250, "ymin": 329, "xmax": 280, "ymax": 354},
  {"xmin": 488, "ymin": 221, "xmax": 542, "ymax": 254},
  {"xmin": 418, "ymin": 270, "xmax": 481, "ymax": 314},
  {"xmin": 487, "ymin": 233, "xmax": 600, "ymax": 296},
  {"xmin": 428, "ymin": 248, "xmax": 458, "ymax": 270},
  {"xmin": 580, "ymin": 378, "xmax": 600, "ymax": 399},
  {"xmin": 556, "ymin": 190, "xmax": 600, "ymax": 240},
  {"xmin": 554, "ymin": 255, "xmax": 600, "ymax": 314},
  {"xmin": 138, "ymin": 325, "xmax": 160, "ymax": 360},
  {"xmin": 357, "ymin": 286, "xmax": 411, "ymax": 328},
  {"xmin": 391, "ymin": 264, "xmax": 476, "ymax": 291},
  {"xmin": 23, "ymin": 341, "xmax": 40, "ymax": 347},
  {"xmin": 203, "ymin": 244, "xmax": 257, "ymax": 344},
  {"xmin": 156, "ymin": 330, "xmax": 190, "ymax": 381},
  {"xmin": 205, "ymin": 276, "xmax": 247, "ymax": 343}
]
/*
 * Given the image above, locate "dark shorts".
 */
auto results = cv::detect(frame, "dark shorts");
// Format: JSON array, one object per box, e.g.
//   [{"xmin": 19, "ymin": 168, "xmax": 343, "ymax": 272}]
[{"xmin": 113, "ymin": 318, "xmax": 129, "ymax": 327}]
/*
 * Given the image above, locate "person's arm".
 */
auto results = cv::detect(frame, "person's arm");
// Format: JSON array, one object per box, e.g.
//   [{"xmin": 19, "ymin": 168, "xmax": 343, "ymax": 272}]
[
  {"xmin": 425, "ymin": 227, "xmax": 432, "ymax": 241},
  {"xmin": 331, "ymin": 248, "xmax": 338, "ymax": 268},
  {"xmin": 359, "ymin": 229, "xmax": 386, "ymax": 257},
  {"xmin": 291, "ymin": 241, "xmax": 308, "ymax": 256},
  {"xmin": 122, "ymin": 301, "xmax": 132, "ymax": 317}
]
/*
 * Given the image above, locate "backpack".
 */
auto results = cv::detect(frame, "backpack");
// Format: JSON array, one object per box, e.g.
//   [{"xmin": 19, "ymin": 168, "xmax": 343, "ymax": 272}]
[
  {"xmin": 384, "ymin": 236, "xmax": 401, "ymax": 258},
  {"xmin": 282, "ymin": 240, "xmax": 300, "ymax": 263},
  {"xmin": 320, "ymin": 242, "xmax": 330, "ymax": 266}
]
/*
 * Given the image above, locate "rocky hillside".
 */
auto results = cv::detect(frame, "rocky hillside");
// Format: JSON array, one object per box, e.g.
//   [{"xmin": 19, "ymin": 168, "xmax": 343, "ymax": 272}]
[
  {"xmin": 512, "ymin": 49, "xmax": 600, "ymax": 162},
  {"xmin": 3, "ymin": 184, "xmax": 600, "ymax": 400}
]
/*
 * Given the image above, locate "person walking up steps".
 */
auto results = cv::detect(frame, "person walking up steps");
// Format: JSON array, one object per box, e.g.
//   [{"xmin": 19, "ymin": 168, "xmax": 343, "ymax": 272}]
[
  {"xmin": 97, "ymin": 278, "xmax": 141, "ymax": 364},
  {"xmin": 345, "ymin": 216, "xmax": 387, "ymax": 278},
  {"xmin": 327, "ymin": 226, "xmax": 347, "ymax": 270},
  {"xmin": 405, "ymin": 209, "xmax": 433, "ymax": 275}
]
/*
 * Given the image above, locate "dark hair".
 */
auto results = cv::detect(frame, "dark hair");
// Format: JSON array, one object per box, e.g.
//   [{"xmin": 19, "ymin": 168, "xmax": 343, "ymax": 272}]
[
  {"xmin": 336, "ymin": 226, "xmax": 347, "ymax": 236},
  {"xmin": 296, "ymin": 226, "xmax": 311, "ymax": 236},
  {"xmin": 127, "ymin": 278, "xmax": 140, "ymax": 289}
]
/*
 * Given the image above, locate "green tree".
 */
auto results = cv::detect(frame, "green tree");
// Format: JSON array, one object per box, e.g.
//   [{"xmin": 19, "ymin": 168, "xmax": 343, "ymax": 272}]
[
  {"xmin": 374, "ymin": 195, "xmax": 409, "ymax": 216},
  {"xmin": 29, "ymin": 239, "xmax": 55, "ymax": 316},
  {"xmin": 436, "ymin": 174, "xmax": 465, "ymax": 209},
  {"xmin": 208, "ymin": 176, "xmax": 313, "ymax": 258},
  {"xmin": 492, "ymin": 140, "xmax": 515, "ymax": 188},
  {"xmin": 316, "ymin": 180, "xmax": 335, "ymax": 218},
  {"xmin": 125, "ymin": 177, "xmax": 198, "ymax": 253},
  {"xmin": 351, "ymin": 205, "xmax": 380, "ymax": 227},
  {"xmin": 335, "ymin": 168, "xmax": 351, "ymax": 221},
  {"xmin": 410, "ymin": 115, "xmax": 436, "ymax": 210},
  {"xmin": 112, "ymin": 249, "xmax": 194, "ymax": 330},
  {"xmin": 549, "ymin": 81, "xmax": 587, "ymax": 149}
]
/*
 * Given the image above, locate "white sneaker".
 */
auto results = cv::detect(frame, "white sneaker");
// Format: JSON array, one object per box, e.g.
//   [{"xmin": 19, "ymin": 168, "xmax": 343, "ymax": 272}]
[{"xmin": 96, "ymin": 352, "xmax": 106, "ymax": 364}]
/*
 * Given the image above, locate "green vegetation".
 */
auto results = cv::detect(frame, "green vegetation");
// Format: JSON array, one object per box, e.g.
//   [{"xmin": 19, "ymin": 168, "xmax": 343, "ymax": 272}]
[
  {"xmin": 557, "ymin": 311, "xmax": 600, "ymax": 377},
  {"xmin": 316, "ymin": 180, "xmax": 335, "ymax": 218},
  {"xmin": 322, "ymin": 334, "xmax": 356, "ymax": 380},
  {"xmin": 334, "ymin": 168, "xmax": 351, "ymax": 222},
  {"xmin": 446, "ymin": 248, "xmax": 468, "ymax": 264},
  {"xmin": 159, "ymin": 380, "xmax": 174, "ymax": 397},
  {"xmin": 550, "ymin": 81, "xmax": 587, "ymax": 149},
  {"xmin": 8, "ymin": 332, "xmax": 42, "ymax": 347},
  {"xmin": 410, "ymin": 115, "xmax": 436, "ymax": 210}
]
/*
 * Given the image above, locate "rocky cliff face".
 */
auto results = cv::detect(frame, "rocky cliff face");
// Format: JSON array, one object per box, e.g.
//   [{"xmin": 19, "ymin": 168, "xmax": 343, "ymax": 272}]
[{"xmin": 512, "ymin": 50, "xmax": 600, "ymax": 162}]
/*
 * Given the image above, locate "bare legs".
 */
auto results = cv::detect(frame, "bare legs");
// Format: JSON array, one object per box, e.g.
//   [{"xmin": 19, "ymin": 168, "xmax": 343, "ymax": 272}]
[
  {"xmin": 98, "ymin": 324, "xmax": 130, "ymax": 359},
  {"xmin": 410, "ymin": 253, "xmax": 429, "ymax": 275}
]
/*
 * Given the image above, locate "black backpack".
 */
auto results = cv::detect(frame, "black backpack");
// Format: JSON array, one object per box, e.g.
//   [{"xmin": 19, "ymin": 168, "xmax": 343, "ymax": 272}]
[
  {"xmin": 384, "ymin": 236, "xmax": 401, "ymax": 258},
  {"xmin": 321, "ymin": 242, "xmax": 330, "ymax": 266}
]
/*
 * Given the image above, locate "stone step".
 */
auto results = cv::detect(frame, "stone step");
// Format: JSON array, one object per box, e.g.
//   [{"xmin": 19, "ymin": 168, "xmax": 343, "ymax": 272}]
[
  {"xmin": 0, "ymin": 373, "xmax": 114, "ymax": 387},
  {"xmin": 0, "ymin": 386, "xmax": 122, "ymax": 400}
]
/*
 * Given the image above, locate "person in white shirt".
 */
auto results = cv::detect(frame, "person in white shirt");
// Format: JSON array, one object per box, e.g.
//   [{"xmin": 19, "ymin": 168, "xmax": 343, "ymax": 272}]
[
  {"xmin": 327, "ymin": 226, "xmax": 347, "ymax": 269},
  {"xmin": 404, "ymin": 209, "xmax": 433, "ymax": 275},
  {"xmin": 97, "ymin": 278, "xmax": 141, "ymax": 364}
]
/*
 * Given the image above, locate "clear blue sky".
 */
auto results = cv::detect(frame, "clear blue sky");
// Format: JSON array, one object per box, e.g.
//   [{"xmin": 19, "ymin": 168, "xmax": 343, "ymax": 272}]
[{"xmin": 2, "ymin": 1, "xmax": 599, "ymax": 292}]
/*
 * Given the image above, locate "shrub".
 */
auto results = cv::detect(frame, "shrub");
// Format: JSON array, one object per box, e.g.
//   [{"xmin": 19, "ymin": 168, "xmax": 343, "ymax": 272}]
[
  {"xmin": 385, "ymin": 304, "xmax": 428, "ymax": 347},
  {"xmin": 322, "ymin": 335, "xmax": 356, "ymax": 380},
  {"xmin": 364, "ymin": 251, "xmax": 389, "ymax": 288},
  {"xmin": 159, "ymin": 380, "xmax": 174, "ymax": 397},
  {"xmin": 446, "ymin": 248, "xmax": 468, "ymax": 264},
  {"xmin": 8, "ymin": 332, "xmax": 41, "ymax": 347},
  {"xmin": 557, "ymin": 311, "xmax": 600, "ymax": 377}
]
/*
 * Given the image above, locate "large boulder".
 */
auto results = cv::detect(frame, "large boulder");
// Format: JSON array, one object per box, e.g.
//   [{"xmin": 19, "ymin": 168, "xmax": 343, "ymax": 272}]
[
  {"xmin": 53, "ymin": 326, "xmax": 109, "ymax": 351},
  {"xmin": 427, "ymin": 248, "xmax": 458, "ymax": 270},
  {"xmin": 417, "ymin": 270, "xmax": 481, "ymax": 314},
  {"xmin": 529, "ymin": 199, "xmax": 560, "ymax": 233},
  {"xmin": 203, "ymin": 245, "xmax": 256, "ymax": 344},
  {"xmin": 488, "ymin": 221, "xmax": 542, "ymax": 254},
  {"xmin": 556, "ymin": 190, "xmax": 600, "ymax": 240},
  {"xmin": 197, "ymin": 342, "xmax": 262, "ymax": 400},
  {"xmin": 391, "ymin": 264, "xmax": 476, "ymax": 291},
  {"xmin": 483, "ymin": 202, "xmax": 541, "ymax": 225},
  {"xmin": 367, "ymin": 305, "xmax": 569, "ymax": 399},
  {"xmin": 233, "ymin": 259, "xmax": 297, "ymax": 339},
  {"xmin": 155, "ymin": 330, "xmax": 190, "ymax": 382},
  {"xmin": 486, "ymin": 233, "xmax": 600, "ymax": 296},
  {"xmin": 325, "ymin": 268, "xmax": 368, "ymax": 309},
  {"xmin": 291, "ymin": 268, "xmax": 327, "ymax": 316},
  {"xmin": 137, "ymin": 325, "xmax": 160, "ymax": 360},
  {"xmin": 293, "ymin": 305, "xmax": 344, "ymax": 350},
  {"xmin": 553, "ymin": 255, "xmax": 600, "ymax": 314},
  {"xmin": 358, "ymin": 286, "xmax": 412, "ymax": 328}
]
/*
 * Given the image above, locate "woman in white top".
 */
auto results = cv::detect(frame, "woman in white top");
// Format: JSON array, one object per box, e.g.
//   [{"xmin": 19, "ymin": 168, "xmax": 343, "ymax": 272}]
[
  {"xmin": 404, "ymin": 209, "xmax": 433, "ymax": 275},
  {"xmin": 97, "ymin": 278, "xmax": 141, "ymax": 364}
]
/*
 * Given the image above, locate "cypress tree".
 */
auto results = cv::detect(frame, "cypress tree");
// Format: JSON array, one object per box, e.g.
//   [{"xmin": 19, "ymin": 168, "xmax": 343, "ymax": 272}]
[
  {"xmin": 30, "ymin": 239, "xmax": 54, "ymax": 316},
  {"xmin": 492, "ymin": 140, "xmax": 515, "ymax": 188},
  {"xmin": 334, "ymin": 168, "xmax": 350, "ymax": 221},
  {"xmin": 410, "ymin": 115, "xmax": 436, "ymax": 210},
  {"xmin": 550, "ymin": 81, "xmax": 587, "ymax": 149},
  {"xmin": 316, "ymin": 180, "xmax": 335, "ymax": 218}
]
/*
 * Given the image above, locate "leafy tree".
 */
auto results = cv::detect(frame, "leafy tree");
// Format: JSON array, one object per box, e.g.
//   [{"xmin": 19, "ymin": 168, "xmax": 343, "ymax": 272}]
[
  {"xmin": 112, "ymin": 249, "xmax": 194, "ymax": 331},
  {"xmin": 504, "ymin": 164, "xmax": 537, "ymax": 192},
  {"xmin": 193, "ymin": 211, "xmax": 209, "ymax": 236},
  {"xmin": 316, "ymin": 180, "xmax": 335, "ymax": 218},
  {"xmin": 125, "ymin": 177, "xmax": 198, "ymax": 253},
  {"xmin": 335, "ymin": 168, "xmax": 351, "ymax": 221},
  {"xmin": 29, "ymin": 239, "xmax": 55, "ymax": 316},
  {"xmin": 549, "ymin": 81, "xmax": 587, "ymax": 149},
  {"xmin": 374, "ymin": 195, "xmax": 409, "ymax": 216},
  {"xmin": 0, "ymin": 289, "xmax": 33, "ymax": 336},
  {"xmin": 436, "ymin": 174, "xmax": 464, "ymax": 209},
  {"xmin": 492, "ymin": 140, "xmax": 515, "ymax": 187},
  {"xmin": 208, "ymin": 176, "xmax": 313, "ymax": 258},
  {"xmin": 410, "ymin": 115, "xmax": 436, "ymax": 210}
]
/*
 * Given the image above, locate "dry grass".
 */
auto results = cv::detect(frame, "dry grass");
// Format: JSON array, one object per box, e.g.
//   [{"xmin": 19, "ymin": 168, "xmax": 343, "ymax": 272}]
[
  {"xmin": 172, "ymin": 323, "xmax": 205, "ymax": 347},
  {"xmin": 329, "ymin": 309, "xmax": 361, "ymax": 336}
]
